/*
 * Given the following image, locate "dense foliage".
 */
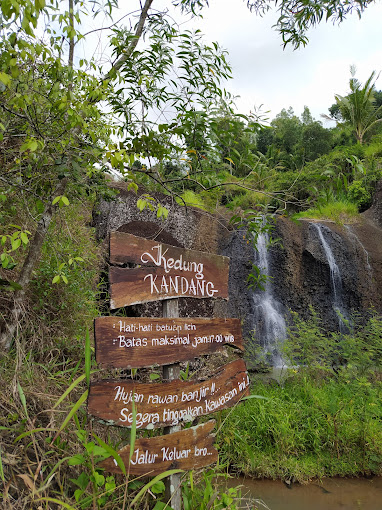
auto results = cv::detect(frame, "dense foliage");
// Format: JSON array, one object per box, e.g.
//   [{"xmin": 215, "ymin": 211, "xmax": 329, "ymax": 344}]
[{"xmin": 1, "ymin": 0, "xmax": 382, "ymax": 509}]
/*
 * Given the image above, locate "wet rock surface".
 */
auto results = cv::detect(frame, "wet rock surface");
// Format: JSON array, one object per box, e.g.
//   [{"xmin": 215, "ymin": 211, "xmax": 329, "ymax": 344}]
[{"xmin": 94, "ymin": 180, "xmax": 382, "ymax": 344}]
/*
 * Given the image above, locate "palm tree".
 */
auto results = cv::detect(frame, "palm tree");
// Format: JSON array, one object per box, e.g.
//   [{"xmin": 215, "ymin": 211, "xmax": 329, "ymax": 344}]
[{"xmin": 334, "ymin": 66, "xmax": 382, "ymax": 144}]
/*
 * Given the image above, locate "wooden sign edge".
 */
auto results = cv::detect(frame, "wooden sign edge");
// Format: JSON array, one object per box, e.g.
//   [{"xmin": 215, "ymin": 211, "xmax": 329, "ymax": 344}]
[
  {"xmin": 94, "ymin": 316, "xmax": 244, "ymax": 369},
  {"xmin": 88, "ymin": 359, "xmax": 250, "ymax": 429},
  {"xmin": 109, "ymin": 231, "xmax": 230, "ymax": 266},
  {"xmin": 99, "ymin": 420, "xmax": 218, "ymax": 476},
  {"xmin": 109, "ymin": 266, "xmax": 229, "ymax": 309}
]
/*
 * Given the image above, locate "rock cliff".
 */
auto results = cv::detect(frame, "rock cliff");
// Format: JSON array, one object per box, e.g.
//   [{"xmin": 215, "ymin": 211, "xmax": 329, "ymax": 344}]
[{"xmin": 94, "ymin": 180, "xmax": 382, "ymax": 356}]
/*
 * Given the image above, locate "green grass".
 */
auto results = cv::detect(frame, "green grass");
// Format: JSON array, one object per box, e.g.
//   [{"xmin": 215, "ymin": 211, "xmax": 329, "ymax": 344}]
[
  {"xmin": 218, "ymin": 375, "xmax": 382, "ymax": 481},
  {"xmin": 218, "ymin": 311, "xmax": 382, "ymax": 482},
  {"xmin": 293, "ymin": 199, "xmax": 359, "ymax": 224}
]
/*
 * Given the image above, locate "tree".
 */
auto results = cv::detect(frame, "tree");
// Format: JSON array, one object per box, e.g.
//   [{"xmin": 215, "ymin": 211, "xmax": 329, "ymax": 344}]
[
  {"xmin": 271, "ymin": 107, "xmax": 302, "ymax": 154},
  {"xmin": 333, "ymin": 67, "xmax": 382, "ymax": 144},
  {"xmin": 299, "ymin": 121, "xmax": 333, "ymax": 161},
  {"xmin": 0, "ymin": 0, "xmax": 233, "ymax": 352},
  {"xmin": 299, "ymin": 107, "xmax": 333, "ymax": 161},
  {"xmin": 0, "ymin": 0, "xmax": 378, "ymax": 353}
]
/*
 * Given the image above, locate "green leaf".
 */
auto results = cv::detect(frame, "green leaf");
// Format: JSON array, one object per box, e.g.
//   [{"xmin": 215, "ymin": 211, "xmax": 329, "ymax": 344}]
[
  {"xmin": 36, "ymin": 199, "xmax": 45, "ymax": 214},
  {"xmin": 61, "ymin": 275, "xmax": 68, "ymax": 284},
  {"xmin": 130, "ymin": 470, "xmax": 183, "ymax": 507},
  {"xmin": 85, "ymin": 329, "xmax": 91, "ymax": 389},
  {"xmin": 127, "ymin": 182, "xmax": 138, "ymax": 193},
  {"xmin": 28, "ymin": 140, "xmax": 38, "ymax": 151},
  {"xmin": 137, "ymin": 199, "xmax": 146, "ymax": 211},
  {"xmin": 61, "ymin": 196, "xmax": 69, "ymax": 206},
  {"xmin": 68, "ymin": 454, "xmax": 86, "ymax": 466},
  {"xmin": 37, "ymin": 498, "xmax": 77, "ymax": 510},
  {"xmin": 241, "ymin": 395, "xmax": 268, "ymax": 401},
  {"xmin": 0, "ymin": 446, "xmax": 5, "ymax": 483},
  {"xmin": 20, "ymin": 232, "xmax": 29, "ymax": 245},
  {"xmin": 56, "ymin": 390, "xmax": 88, "ymax": 437},
  {"xmin": 129, "ymin": 399, "xmax": 137, "ymax": 463},
  {"xmin": 17, "ymin": 382, "xmax": 28, "ymax": 419},
  {"xmin": 93, "ymin": 433, "xmax": 126, "ymax": 476},
  {"xmin": 153, "ymin": 502, "xmax": 173, "ymax": 510},
  {"xmin": 14, "ymin": 427, "xmax": 56, "ymax": 442},
  {"xmin": 11, "ymin": 238, "xmax": 21, "ymax": 251},
  {"xmin": 53, "ymin": 371, "xmax": 98, "ymax": 409},
  {"xmin": 52, "ymin": 275, "xmax": 61, "ymax": 284},
  {"xmin": 0, "ymin": 72, "xmax": 12, "ymax": 86},
  {"xmin": 150, "ymin": 480, "xmax": 165, "ymax": 494},
  {"xmin": 71, "ymin": 471, "xmax": 89, "ymax": 490},
  {"xmin": 94, "ymin": 472, "xmax": 105, "ymax": 487},
  {"xmin": 52, "ymin": 196, "xmax": 61, "ymax": 205}
]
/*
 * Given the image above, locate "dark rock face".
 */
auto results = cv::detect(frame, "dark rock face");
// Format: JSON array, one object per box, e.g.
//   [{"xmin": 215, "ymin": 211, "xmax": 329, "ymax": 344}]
[
  {"xmin": 270, "ymin": 219, "xmax": 373, "ymax": 332},
  {"xmin": 364, "ymin": 178, "xmax": 382, "ymax": 229},
  {"xmin": 93, "ymin": 183, "xmax": 231, "ymax": 320},
  {"xmin": 94, "ymin": 181, "xmax": 382, "ymax": 346},
  {"xmin": 220, "ymin": 231, "xmax": 254, "ymax": 340}
]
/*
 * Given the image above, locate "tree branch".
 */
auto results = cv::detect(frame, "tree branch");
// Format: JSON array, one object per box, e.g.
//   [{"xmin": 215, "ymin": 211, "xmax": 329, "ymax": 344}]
[
  {"xmin": 68, "ymin": 0, "xmax": 74, "ymax": 69},
  {"xmin": 104, "ymin": 0, "xmax": 155, "ymax": 80}
]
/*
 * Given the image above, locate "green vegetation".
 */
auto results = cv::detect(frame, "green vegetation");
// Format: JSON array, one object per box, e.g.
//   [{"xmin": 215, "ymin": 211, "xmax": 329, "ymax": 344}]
[
  {"xmin": 1, "ymin": 0, "xmax": 382, "ymax": 508},
  {"xmin": 293, "ymin": 200, "xmax": 359, "ymax": 224},
  {"xmin": 218, "ymin": 310, "xmax": 382, "ymax": 481}
]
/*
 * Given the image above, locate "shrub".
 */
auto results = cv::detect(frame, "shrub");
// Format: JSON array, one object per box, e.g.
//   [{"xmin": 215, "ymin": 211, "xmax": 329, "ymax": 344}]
[{"xmin": 348, "ymin": 180, "xmax": 372, "ymax": 210}]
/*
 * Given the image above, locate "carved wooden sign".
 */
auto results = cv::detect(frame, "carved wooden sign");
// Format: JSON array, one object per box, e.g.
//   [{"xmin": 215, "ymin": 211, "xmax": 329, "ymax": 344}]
[
  {"xmin": 99, "ymin": 420, "xmax": 218, "ymax": 476},
  {"xmin": 88, "ymin": 359, "xmax": 249, "ymax": 429},
  {"xmin": 109, "ymin": 232, "xmax": 229, "ymax": 309},
  {"xmin": 95, "ymin": 317, "xmax": 244, "ymax": 369}
]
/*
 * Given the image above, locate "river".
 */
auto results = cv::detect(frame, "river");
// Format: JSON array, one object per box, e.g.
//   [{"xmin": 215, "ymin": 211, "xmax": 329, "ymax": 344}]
[{"xmin": 225, "ymin": 476, "xmax": 382, "ymax": 509}]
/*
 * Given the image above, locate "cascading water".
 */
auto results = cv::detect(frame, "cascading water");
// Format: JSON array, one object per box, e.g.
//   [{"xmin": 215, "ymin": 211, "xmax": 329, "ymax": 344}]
[
  {"xmin": 312, "ymin": 223, "xmax": 348, "ymax": 332},
  {"xmin": 344, "ymin": 225, "xmax": 372, "ymax": 273},
  {"xmin": 251, "ymin": 232, "xmax": 286, "ymax": 367}
]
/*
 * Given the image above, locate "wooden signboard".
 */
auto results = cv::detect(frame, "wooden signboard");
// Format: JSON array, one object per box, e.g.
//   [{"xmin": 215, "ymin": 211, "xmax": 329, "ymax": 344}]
[
  {"xmin": 88, "ymin": 359, "xmax": 249, "ymax": 429},
  {"xmin": 99, "ymin": 420, "xmax": 218, "ymax": 476},
  {"xmin": 95, "ymin": 317, "xmax": 244, "ymax": 369},
  {"xmin": 108, "ymin": 232, "xmax": 229, "ymax": 309}
]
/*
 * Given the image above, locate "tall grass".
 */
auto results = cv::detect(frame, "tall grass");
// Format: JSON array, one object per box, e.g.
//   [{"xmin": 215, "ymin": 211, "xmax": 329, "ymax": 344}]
[
  {"xmin": 293, "ymin": 199, "xmax": 359, "ymax": 224},
  {"xmin": 218, "ymin": 311, "xmax": 382, "ymax": 481}
]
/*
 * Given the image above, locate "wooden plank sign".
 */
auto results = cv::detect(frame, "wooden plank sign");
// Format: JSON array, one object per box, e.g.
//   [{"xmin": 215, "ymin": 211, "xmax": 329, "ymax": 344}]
[
  {"xmin": 95, "ymin": 317, "xmax": 244, "ymax": 369},
  {"xmin": 109, "ymin": 232, "xmax": 229, "ymax": 309},
  {"xmin": 99, "ymin": 421, "xmax": 218, "ymax": 476},
  {"xmin": 88, "ymin": 359, "xmax": 249, "ymax": 429}
]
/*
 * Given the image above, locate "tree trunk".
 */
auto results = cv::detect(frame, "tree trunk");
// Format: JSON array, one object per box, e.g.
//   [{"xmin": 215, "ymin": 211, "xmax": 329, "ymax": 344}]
[{"xmin": 0, "ymin": 180, "xmax": 67, "ymax": 353}]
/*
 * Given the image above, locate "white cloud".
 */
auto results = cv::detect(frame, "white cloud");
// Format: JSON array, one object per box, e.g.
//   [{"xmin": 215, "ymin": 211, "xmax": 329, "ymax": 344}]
[{"xmin": 183, "ymin": 0, "xmax": 382, "ymax": 121}]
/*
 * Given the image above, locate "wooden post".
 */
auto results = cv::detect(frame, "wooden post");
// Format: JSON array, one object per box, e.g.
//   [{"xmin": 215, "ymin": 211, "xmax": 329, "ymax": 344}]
[{"xmin": 162, "ymin": 298, "xmax": 182, "ymax": 510}]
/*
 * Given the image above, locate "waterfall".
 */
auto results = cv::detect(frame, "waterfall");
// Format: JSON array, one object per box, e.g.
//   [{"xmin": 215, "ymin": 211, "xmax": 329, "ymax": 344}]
[
  {"xmin": 251, "ymin": 232, "xmax": 286, "ymax": 367},
  {"xmin": 344, "ymin": 225, "xmax": 372, "ymax": 273},
  {"xmin": 312, "ymin": 223, "xmax": 348, "ymax": 332}
]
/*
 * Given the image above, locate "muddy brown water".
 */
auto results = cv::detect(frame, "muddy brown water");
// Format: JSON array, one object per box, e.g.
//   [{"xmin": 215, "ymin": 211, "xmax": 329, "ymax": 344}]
[{"xmin": 225, "ymin": 476, "xmax": 382, "ymax": 510}]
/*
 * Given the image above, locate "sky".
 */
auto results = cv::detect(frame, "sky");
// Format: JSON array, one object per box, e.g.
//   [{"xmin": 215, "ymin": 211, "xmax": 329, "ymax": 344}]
[
  {"xmin": 180, "ymin": 0, "xmax": 382, "ymax": 124},
  {"xmin": 77, "ymin": 0, "xmax": 382, "ymax": 125}
]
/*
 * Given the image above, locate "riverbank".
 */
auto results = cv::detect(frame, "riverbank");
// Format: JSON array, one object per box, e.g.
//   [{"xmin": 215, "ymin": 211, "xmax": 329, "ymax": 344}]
[
  {"xmin": 226, "ymin": 475, "xmax": 382, "ymax": 510},
  {"xmin": 218, "ymin": 373, "xmax": 382, "ymax": 481},
  {"xmin": 217, "ymin": 313, "xmax": 382, "ymax": 482}
]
